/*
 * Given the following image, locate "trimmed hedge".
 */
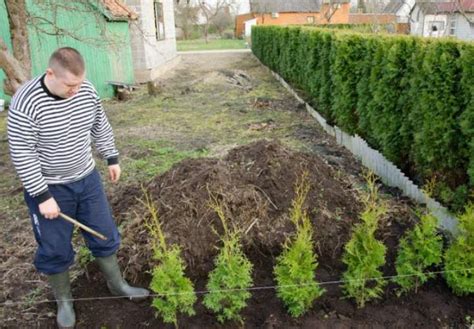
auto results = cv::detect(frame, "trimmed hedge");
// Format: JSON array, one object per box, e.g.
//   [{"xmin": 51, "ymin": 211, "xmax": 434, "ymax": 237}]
[{"xmin": 252, "ymin": 26, "xmax": 474, "ymax": 210}]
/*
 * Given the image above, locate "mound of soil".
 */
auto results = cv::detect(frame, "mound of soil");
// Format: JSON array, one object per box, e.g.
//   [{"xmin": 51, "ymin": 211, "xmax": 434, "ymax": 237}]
[
  {"xmin": 32, "ymin": 140, "xmax": 472, "ymax": 328},
  {"xmin": 116, "ymin": 140, "xmax": 362, "ymax": 279}
]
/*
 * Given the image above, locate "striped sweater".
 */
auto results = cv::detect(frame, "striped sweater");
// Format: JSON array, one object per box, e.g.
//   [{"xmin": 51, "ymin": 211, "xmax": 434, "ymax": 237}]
[{"xmin": 7, "ymin": 74, "xmax": 119, "ymax": 203}]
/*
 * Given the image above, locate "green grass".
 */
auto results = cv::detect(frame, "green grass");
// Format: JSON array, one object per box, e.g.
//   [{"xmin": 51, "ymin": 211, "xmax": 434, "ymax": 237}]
[
  {"xmin": 120, "ymin": 139, "xmax": 209, "ymax": 183},
  {"xmin": 177, "ymin": 39, "xmax": 247, "ymax": 51}
]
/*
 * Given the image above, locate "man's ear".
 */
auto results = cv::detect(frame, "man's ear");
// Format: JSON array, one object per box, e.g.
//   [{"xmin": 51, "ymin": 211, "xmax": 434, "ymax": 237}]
[{"xmin": 45, "ymin": 68, "xmax": 54, "ymax": 78}]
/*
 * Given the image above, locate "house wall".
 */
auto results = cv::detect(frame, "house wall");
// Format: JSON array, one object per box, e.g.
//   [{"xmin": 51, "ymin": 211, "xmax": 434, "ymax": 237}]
[
  {"xmin": 395, "ymin": 0, "xmax": 415, "ymax": 23},
  {"xmin": 410, "ymin": 6, "xmax": 424, "ymax": 36},
  {"xmin": 319, "ymin": 3, "xmax": 351, "ymax": 24},
  {"xmin": 1, "ymin": 0, "xmax": 135, "ymax": 100},
  {"xmin": 235, "ymin": 13, "xmax": 255, "ymax": 37},
  {"xmin": 423, "ymin": 14, "xmax": 448, "ymax": 37},
  {"xmin": 245, "ymin": 18, "xmax": 258, "ymax": 37},
  {"xmin": 348, "ymin": 13, "xmax": 396, "ymax": 24},
  {"xmin": 411, "ymin": 6, "xmax": 474, "ymax": 41},
  {"xmin": 452, "ymin": 13, "xmax": 474, "ymax": 41},
  {"xmin": 257, "ymin": 12, "xmax": 322, "ymax": 25},
  {"xmin": 124, "ymin": 0, "xmax": 178, "ymax": 83},
  {"xmin": 236, "ymin": 3, "xmax": 351, "ymax": 37}
]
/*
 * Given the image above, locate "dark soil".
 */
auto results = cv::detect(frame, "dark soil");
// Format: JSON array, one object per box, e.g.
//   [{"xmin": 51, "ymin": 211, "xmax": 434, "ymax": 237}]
[
  {"xmin": 118, "ymin": 139, "xmax": 362, "ymax": 279},
  {"xmin": 30, "ymin": 140, "xmax": 474, "ymax": 328}
]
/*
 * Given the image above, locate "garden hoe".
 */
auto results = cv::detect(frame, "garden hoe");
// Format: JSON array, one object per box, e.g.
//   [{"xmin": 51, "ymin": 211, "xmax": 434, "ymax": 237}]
[{"xmin": 59, "ymin": 212, "xmax": 107, "ymax": 240}]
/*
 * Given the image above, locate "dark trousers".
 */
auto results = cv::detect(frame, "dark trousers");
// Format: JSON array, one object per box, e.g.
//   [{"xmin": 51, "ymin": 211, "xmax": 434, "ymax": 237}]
[{"xmin": 24, "ymin": 169, "xmax": 120, "ymax": 275}]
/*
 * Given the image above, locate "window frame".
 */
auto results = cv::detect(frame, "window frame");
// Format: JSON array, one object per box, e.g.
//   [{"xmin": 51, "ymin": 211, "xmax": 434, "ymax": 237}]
[
  {"xmin": 449, "ymin": 17, "xmax": 456, "ymax": 35},
  {"xmin": 154, "ymin": 0, "xmax": 165, "ymax": 41}
]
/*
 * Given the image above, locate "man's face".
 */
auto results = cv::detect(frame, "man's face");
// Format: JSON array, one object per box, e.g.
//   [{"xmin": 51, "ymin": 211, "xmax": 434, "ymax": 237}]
[{"xmin": 46, "ymin": 67, "xmax": 85, "ymax": 99}]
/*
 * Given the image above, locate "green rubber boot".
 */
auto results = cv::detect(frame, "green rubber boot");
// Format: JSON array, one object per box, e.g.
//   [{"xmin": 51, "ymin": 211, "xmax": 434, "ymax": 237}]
[
  {"xmin": 47, "ymin": 271, "xmax": 75, "ymax": 329},
  {"xmin": 96, "ymin": 254, "xmax": 149, "ymax": 300}
]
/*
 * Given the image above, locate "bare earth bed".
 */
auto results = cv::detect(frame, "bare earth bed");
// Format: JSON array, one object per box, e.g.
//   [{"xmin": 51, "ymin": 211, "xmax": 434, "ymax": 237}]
[{"xmin": 0, "ymin": 52, "xmax": 472, "ymax": 328}]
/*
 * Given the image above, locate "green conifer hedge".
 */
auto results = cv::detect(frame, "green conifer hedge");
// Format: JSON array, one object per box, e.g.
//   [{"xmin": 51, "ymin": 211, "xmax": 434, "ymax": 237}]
[{"xmin": 252, "ymin": 26, "xmax": 474, "ymax": 210}]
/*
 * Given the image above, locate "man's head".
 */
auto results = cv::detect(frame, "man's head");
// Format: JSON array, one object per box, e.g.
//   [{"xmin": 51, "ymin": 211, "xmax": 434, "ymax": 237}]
[{"xmin": 45, "ymin": 47, "xmax": 86, "ymax": 99}]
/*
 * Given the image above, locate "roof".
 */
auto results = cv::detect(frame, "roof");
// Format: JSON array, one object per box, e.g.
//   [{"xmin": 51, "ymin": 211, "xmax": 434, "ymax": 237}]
[
  {"xmin": 250, "ymin": 0, "xmax": 322, "ymax": 13},
  {"xmin": 101, "ymin": 0, "xmax": 138, "ymax": 20},
  {"xmin": 383, "ymin": 0, "xmax": 405, "ymax": 13},
  {"xmin": 416, "ymin": 0, "xmax": 474, "ymax": 14}
]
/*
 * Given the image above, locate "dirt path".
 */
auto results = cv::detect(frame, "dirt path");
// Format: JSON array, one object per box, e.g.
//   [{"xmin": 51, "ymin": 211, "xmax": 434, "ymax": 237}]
[{"xmin": 1, "ymin": 52, "xmax": 472, "ymax": 328}]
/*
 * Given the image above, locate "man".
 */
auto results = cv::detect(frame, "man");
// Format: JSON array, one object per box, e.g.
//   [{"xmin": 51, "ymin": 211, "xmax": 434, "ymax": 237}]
[{"xmin": 7, "ymin": 47, "xmax": 149, "ymax": 328}]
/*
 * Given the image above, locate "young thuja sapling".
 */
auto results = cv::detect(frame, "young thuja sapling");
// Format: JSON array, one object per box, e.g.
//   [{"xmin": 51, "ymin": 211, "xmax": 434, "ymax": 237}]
[
  {"xmin": 393, "ymin": 211, "xmax": 443, "ymax": 295},
  {"xmin": 444, "ymin": 203, "xmax": 474, "ymax": 296},
  {"xmin": 274, "ymin": 171, "xmax": 325, "ymax": 317},
  {"xmin": 203, "ymin": 194, "xmax": 253, "ymax": 324},
  {"xmin": 392, "ymin": 178, "xmax": 444, "ymax": 297},
  {"xmin": 140, "ymin": 189, "xmax": 196, "ymax": 328},
  {"xmin": 341, "ymin": 172, "xmax": 387, "ymax": 308}
]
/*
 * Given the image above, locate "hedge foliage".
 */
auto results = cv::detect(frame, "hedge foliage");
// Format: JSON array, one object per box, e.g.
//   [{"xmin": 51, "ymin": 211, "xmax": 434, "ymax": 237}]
[{"xmin": 252, "ymin": 26, "xmax": 474, "ymax": 211}]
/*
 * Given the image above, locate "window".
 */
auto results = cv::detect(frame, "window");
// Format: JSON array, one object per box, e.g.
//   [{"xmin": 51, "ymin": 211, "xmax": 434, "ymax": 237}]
[
  {"xmin": 271, "ymin": 12, "xmax": 279, "ymax": 19},
  {"xmin": 449, "ymin": 18, "xmax": 456, "ymax": 35},
  {"xmin": 154, "ymin": 0, "xmax": 165, "ymax": 40},
  {"xmin": 307, "ymin": 16, "xmax": 315, "ymax": 24},
  {"xmin": 430, "ymin": 21, "xmax": 445, "ymax": 32}
]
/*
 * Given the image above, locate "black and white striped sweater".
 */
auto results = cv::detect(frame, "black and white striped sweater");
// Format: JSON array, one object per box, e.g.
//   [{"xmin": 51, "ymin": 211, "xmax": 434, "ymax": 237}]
[{"xmin": 7, "ymin": 75, "xmax": 119, "ymax": 203}]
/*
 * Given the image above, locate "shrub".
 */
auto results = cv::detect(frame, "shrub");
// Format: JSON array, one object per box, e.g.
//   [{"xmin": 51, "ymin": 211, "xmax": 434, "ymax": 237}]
[
  {"xmin": 332, "ymin": 32, "xmax": 366, "ymax": 134},
  {"xmin": 444, "ymin": 204, "xmax": 474, "ymax": 295},
  {"xmin": 141, "ymin": 191, "xmax": 196, "ymax": 327},
  {"xmin": 274, "ymin": 172, "xmax": 325, "ymax": 317},
  {"xmin": 393, "ymin": 212, "xmax": 443, "ymax": 295},
  {"xmin": 342, "ymin": 173, "xmax": 387, "ymax": 307},
  {"xmin": 251, "ymin": 25, "xmax": 474, "ymax": 210},
  {"xmin": 459, "ymin": 45, "xmax": 474, "ymax": 185},
  {"xmin": 203, "ymin": 195, "xmax": 253, "ymax": 324},
  {"xmin": 411, "ymin": 40, "xmax": 467, "ymax": 188}
]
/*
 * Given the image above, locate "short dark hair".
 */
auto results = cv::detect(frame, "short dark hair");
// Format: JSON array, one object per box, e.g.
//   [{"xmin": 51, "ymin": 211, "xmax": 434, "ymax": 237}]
[{"xmin": 48, "ymin": 47, "xmax": 85, "ymax": 76}]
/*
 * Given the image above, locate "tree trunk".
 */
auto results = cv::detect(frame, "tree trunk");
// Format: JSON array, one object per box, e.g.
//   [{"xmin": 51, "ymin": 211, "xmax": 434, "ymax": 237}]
[
  {"xmin": 204, "ymin": 23, "xmax": 209, "ymax": 43},
  {"xmin": 1, "ymin": 0, "xmax": 31, "ymax": 95},
  {"xmin": 0, "ymin": 38, "xmax": 28, "ymax": 95}
]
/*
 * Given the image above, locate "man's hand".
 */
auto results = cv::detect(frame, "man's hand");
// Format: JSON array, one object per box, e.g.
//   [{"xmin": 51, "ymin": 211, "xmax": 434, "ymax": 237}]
[
  {"xmin": 39, "ymin": 198, "xmax": 60, "ymax": 219},
  {"xmin": 108, "ymin": 164, "xmax": 121, "ymax": 183}
]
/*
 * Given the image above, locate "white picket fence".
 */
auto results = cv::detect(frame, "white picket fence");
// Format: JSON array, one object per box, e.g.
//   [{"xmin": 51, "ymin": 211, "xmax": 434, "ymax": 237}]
[{"xmin": 269, "ymin": 69, "xmax": 458, "ymax": 235}]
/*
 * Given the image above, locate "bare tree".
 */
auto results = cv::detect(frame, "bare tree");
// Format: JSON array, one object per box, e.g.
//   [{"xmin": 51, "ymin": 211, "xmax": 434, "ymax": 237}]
[
  {"xmin": 211, "ymin": 6, "xmax": 234, "ymax": 37},
  {"xmin": 199, "ymin": 0, "xmax": 235, "ymax": 43},
  {"xmin": 174, "ymin": 0, "xmax": 200, "ymax": 40}
]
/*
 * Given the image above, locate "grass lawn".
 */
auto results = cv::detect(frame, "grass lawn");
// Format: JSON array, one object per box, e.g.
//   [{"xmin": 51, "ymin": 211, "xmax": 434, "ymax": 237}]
[{"xmin": 177, "ymin": 38, "xmax": 248, "ymax": 51}]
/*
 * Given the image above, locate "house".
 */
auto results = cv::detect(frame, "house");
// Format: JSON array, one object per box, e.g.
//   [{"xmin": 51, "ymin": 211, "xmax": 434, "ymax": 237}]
[
  {"xmin": 0, "ymin": 0, "xmax": 137, "ymax": 100},
  {"xmin": 409, "ymin": 0, "xmax": 474, "ymax": 40},
  {"xmin": 235, "ymin": 0, "xmax": 351, "ymax": 38},
  {"xmin": 123, "ymin": 0, "xmax": 179, "ymax": 83},
  {"xmin": 383, "ymin": 0, "xmax": 416, "ymax": 24}
]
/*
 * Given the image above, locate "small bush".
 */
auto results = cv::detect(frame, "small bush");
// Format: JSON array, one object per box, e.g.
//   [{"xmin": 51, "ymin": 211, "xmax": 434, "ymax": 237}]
[
  {"xmin": 274, "ymin": 172, "xmax": 325, "ymax": 317},
  {"xmin": 203, "ymin": 196, "xmax": 253, "ymax": 324},
  {"xmin": 342, "ymin": 173, "xmax": 387, "ymax": 307},
  {"xmin": 393, "ymin": 212, "xmax": 443, "ymax": 295},
  {"xmin": 141, "ymin": 190, "xmax": 196, "ymax": 327},
  {"xmin": 444, "ymin": 204, "xmax": 474, "ymax": 295}
]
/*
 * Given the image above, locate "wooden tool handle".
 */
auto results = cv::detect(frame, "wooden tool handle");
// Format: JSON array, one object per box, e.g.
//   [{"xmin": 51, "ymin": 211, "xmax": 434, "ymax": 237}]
[{"xmin": 59, "ymin": 212, "xmax": 107, "ymax": 241}]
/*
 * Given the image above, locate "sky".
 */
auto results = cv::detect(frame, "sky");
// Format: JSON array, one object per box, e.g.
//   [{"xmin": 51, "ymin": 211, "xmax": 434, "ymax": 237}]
[{"xmin": 234, "ymin": 0, "xmax": 250, "ymax": 14}]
